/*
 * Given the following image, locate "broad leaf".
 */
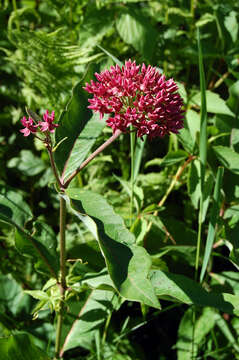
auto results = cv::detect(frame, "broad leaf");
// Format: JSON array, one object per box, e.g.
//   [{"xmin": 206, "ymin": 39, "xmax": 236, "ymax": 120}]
[
  {"xmin": 151, "ymin": 270, "xmax": 239, "ymax": 315},
  {"xmin": 177, "ymin": 307, "xmax": 216, "ymax": 360},
  {"xmin": 191, "ymin": 90, "xmax": 235, "ymax": 117},
  {"xmin": 54, "ymin": 81, "xmax": 102, "ymax": 180},
  {"xmin": 213, "ymin": 146, "xmax": 239, "ymax": 175},
  {"xmin": 0, "ymin": 186, "xmax": 32, "ymax": 228},
  {"xmin": 116, "ymin": 10, "xmax": 157, "ymax": 60},
  {"xmin": 60, "ymin": 289, "xmax": 116, "ymax": 354},
  {"xmin": 7, "ymin": 150, "xmax": 46, "ymax": 176},
  {"xmin": 66, "ymin": 189, "xmax": 160, "ymax": 309},
  {"xmin": 15, "ymin": 221, "xmax": 59, "ymax": 277},
  {"xmin": 0, "ymin": 333, "xmax": 50, "ymax": 360}
]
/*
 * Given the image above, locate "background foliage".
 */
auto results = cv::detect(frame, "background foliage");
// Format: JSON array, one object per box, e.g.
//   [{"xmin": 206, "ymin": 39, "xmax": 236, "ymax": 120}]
[{"xmin": 0, "ymin": 0, "xmax": 239, "ymax": 359}]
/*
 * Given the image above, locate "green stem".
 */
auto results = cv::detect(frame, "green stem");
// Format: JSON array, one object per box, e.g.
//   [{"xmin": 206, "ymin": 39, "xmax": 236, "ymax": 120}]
[
  {"xmin": 54, "ymin": 195, "xmax": 67, "ymax": 359},
  {"xmin": 195, "ymin": 196, "xmax": 203, "ymax": 281},
  {"xmin": 12, "ymin": 0, "xmax": 20, "ymax": 30},
  {"xmin": 130, "ymin": 129, "xmax": 135, "ymax": 227},
  {"xmin": 63, "ymin": 130, "xmax": 122, "ymax": 189}
]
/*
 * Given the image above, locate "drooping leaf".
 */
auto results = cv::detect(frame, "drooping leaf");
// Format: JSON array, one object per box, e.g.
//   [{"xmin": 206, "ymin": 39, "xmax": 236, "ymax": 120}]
[
  {"xmin": 60, "ymin": 289, "xmax": 116, "ymax": 354},
  {"xmin": 151, "ymin": 270, "xmax": 239, "ymax": 315},
  {"xmin": 65, "ymin": 189, "xmax": 160, "ymax": 309},
  {"xmin": 0, "ymin": 333, "xmax": 50, "ymax": 360}
]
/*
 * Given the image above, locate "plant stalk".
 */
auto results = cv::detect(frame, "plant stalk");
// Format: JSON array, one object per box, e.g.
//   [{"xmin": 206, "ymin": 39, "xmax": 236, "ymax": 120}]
[
  {"xmin": 63, "ymin": 129, "xmax": 122, "ymax": 188},
  {"xmin": 54, "ymin": 195, "xmax": 67, "ymax": 359}
]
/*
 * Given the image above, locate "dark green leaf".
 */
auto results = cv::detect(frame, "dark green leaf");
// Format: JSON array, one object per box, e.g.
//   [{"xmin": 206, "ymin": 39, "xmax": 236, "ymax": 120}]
[
  {"xmin": 66, "ymin": 189, "xmax": 160, "ymax": 309},
  {"xmin": 54, "ymin": 81, "xmax": 93, "ymax": 179},
  {"xmin": 151, "ymin": 270, "xmax": 239, "ymax": 315}
]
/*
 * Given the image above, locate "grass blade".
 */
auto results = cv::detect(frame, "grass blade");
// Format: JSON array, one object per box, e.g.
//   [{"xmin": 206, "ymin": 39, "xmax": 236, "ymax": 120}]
[
  {"xmin": 200, "ymin": 167, "xmax": 224, "ymax": 283},
  {"xmin": 195, "ymin": 28, "xmax": 208, "ymax": 279}
]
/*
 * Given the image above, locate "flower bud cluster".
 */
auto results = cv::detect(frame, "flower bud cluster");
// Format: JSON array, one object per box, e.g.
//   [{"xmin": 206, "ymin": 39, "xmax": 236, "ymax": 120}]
[
  {"xmin": 20, "ymin": 110, "xmax": 58, "ymax": 137},
  {"xmin": 84, "ymin": 59, "xmax": 184, "ymax": 139}
]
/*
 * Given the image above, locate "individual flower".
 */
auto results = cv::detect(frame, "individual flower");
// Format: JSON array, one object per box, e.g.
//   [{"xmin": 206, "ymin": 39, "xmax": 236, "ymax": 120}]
[
  {"xmin": 84, "ymin": 59, "xmax": 184, "ymax": 139},
  {"xmin": 20, "ymin": 110, "xmax": 58, "ymax": 137},
  {"xmin": 38, "ymin": 110, "xmax": 58, "ymax": 133},
  {"xmin": 20, "ymin": 116, "xmax": 38, "ymax": 137}
]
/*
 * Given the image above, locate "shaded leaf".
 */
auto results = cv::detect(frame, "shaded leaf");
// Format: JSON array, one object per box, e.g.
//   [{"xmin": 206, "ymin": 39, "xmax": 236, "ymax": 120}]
[
  {"xmin": 66, "ymin": 189, "xmax": 160, "ymax": 309},
  {"xmin": 151, "ymin": 270, "xmax": 239, "ymax": 315},
  {"xmin": 0, "ymin": 333, "xmax": 50, "ymax": 360}
]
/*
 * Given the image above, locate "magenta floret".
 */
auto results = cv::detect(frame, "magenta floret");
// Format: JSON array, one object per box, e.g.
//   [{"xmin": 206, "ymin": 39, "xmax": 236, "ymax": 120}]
[{"xmin": 84, "ymin": 59, "xmax": 184, "ymax": 139}]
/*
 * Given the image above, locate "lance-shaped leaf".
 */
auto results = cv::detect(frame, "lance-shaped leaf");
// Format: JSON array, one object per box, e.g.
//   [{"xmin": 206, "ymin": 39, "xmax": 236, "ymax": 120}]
[
  {"xmin": 0, "ymin": 187, "xmax": 58, "ymax": 278},
  {"xmin": 151, "ymin": 270, "xmax": 239, "ymax": 315},
  {"xmin": 54, "ymin": 81, "xmax": 105, "ymax": 183},
  {"xmin": 65, "ymin": 189, "xmax": 160, "ymax": 309}
]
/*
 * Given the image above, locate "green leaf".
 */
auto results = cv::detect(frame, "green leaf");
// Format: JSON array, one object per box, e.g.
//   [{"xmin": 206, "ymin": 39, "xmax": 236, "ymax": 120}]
[
  {"xmin": 200, "ymin": 167, "xmax": 224, "ymax": 282},
  {"xmin": 15, "ymin": 221, "xmax": 59, "ymax": 277},
  {"xmin": 177, "ymin": 128, "xmax": 194, "ymax": 153},
  {"xmin": 54, "ymin": 81, "xmax": 94, "ymax": 179},
  {"xmin": 191, "ymin": 90, "xmax": 235, "ymax": 117},
  {"xmin": 185, "ymin": 109, "xmax": 200, "ymax": 146},
  {"xmin": 60, "ymin": 112, "xmax": 106, "ymax": 181},
  {"xmin": 151, "ymin": 270, "xmax": 239, "ymax": 315},
  {"xmin": 224, "ymin": 11, "xmax": 238, "ymax": 43},
  {"xmin": 7, "ymin": 150, "xmax": 46, "ymax": 176},
  {"xmin": 116, "ymin": 10, "xmax": 157, "ymax": 60},
  {"xmin": 0, "ymin": 186, "xmax": 32, "ymax": 228},
  {"xmin": 177, "ymin": 307, "xmax": 216, "ymax": 360},
  {"xmin": 160, "ymin": 150, "xmax": 188, "ymax": 167},
  {"xmin": 0, "ymin": 333, "xmax": 50, "ymax": 360},
  {"xmin": 60, "ymin": 289, "xmax": 116, "ymax": 354},
  {"xmin": 0, "ymin": 275, "xmax": 30, "ymax": 316},
  {"xmin": 213, "ymin": 146, "xmax": 239, "ymax": 175},
  {"xmin": 65, "ymin": 189, "xmax": 160, "ymax": 309}
]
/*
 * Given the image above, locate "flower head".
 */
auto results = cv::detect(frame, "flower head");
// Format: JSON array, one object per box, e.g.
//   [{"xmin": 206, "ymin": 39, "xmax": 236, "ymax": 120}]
[
  {"xmin": 38, "ymin": 110, "xmax": 58, "ymax": 133},
  {"xmin": 84, "ymin": 59, "xmax": 184, "ymax": 139},
  {"xmin": 20, "ymin": 116, "xmax": 38, "ymax": 137},
  {"xmin": 20, "ymin": 110, "xmax": 58, "ymax": 137}
]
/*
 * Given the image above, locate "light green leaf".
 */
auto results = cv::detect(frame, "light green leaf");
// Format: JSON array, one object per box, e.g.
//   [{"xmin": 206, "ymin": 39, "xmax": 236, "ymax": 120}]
[
  {"xmin": 0, "ymin": 333, "xmax": 50, "ymax": 360},
  {"xmin": 213, "ymin": 146, "xmax": 239, "ymax": 175},
  {"xmin": 177, "ymin": 307, "xmax": 216, "ymax": 360},
  {"xmin": 24, "ymin": 290, "xmax": 49, "ymax": 302},
  {"xmin": 191, "ymin": 90, "xmax": 235, "ymax": 117},
  {"xmin": 116, "ymin": 11, "xmax": 157, "ymax": 60},
  {"xmin": 66, "ymin": 189, "xmax": 160, "ymax": 309},
  {"xmin": 7, "ymin": 150, "xmax": 46, "ymax": 176},
  {"xmin": 224, "ymin": 11, "xmax": 238, "ymax": 43}
]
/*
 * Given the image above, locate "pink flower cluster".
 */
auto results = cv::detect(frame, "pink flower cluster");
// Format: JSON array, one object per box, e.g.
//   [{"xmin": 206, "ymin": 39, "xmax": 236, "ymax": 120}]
[
  {"xmin": 20, "ymin": 110, "xmax": 58, "ymax": 137},
  {"xmin": 84, "ymin": 60, "xmax": 184, "ymax": 139}
]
